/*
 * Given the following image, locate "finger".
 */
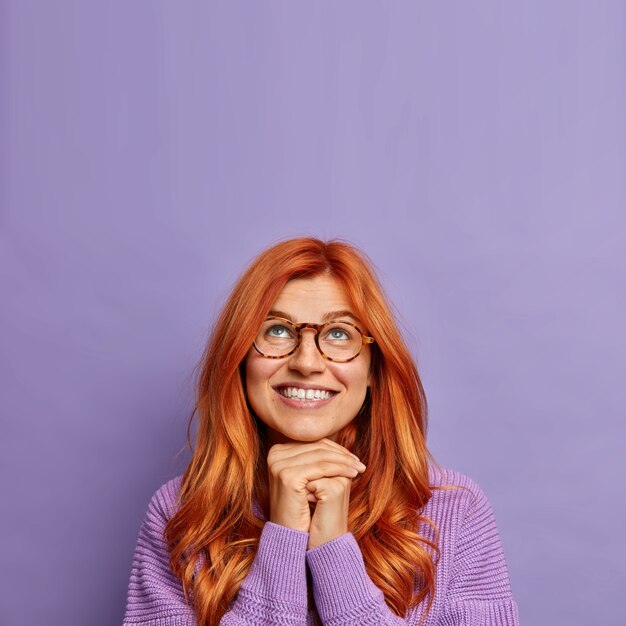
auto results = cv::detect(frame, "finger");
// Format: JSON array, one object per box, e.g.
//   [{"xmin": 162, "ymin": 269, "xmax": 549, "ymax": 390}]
[
  {"xmin": 271, "ymin": 450, "xmax": 366, "ymax": 476},
  {"xmin": 274, "ymin": 461, "xmax": 361, "ymax": 486},
  {"xmin": 269, "ymin": 440, "xmax": 362, "ymax": 463},
  {"xmin": 319, "ymin": 438, "xmax": 361, "ymax": 461},
  {"xmin": 269, "ymin": 440, "xmax": 356, "ymax": 459},
  {"xmin": 275, "ymin": 448, "xmax": 362, "ymax": 467},
  {"xmin": 306, "ymin": 476, "xmax": 352, "ymax": 499},
  {"xmin": 269, "ymin": 446, "xmax": 362, "ymax": 469},
  {"xmin": 307, "ymin": 476, "xmax": 352, "ymax": 490}
]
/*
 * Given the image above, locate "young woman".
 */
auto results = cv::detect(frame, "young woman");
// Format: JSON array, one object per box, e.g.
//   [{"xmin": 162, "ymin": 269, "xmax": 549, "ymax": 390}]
[{"xmin": 122, "ymin": 238, "xmax": 519, "ymax": 626}]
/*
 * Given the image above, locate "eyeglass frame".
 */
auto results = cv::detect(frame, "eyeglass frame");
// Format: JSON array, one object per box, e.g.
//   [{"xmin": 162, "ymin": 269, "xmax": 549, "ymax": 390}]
[{"xmin": 252, "ymin": 316, "xmax": 375, "ymax": 363}]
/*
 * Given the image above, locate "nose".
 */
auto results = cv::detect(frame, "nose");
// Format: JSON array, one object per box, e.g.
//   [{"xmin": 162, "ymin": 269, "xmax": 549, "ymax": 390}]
[{"xmin": 287, "ymin": 328, "xmax": 326, "ymax": 376}]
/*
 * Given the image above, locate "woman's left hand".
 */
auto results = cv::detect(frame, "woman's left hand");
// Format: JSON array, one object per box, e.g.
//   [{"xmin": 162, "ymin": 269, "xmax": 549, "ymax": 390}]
[{"xmin": 306, "ymin": 473, "xmax": 353, "ymax": 550}]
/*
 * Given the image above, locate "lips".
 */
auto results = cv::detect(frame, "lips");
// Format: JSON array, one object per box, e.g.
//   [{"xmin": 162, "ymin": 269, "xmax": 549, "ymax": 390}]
[{"xmin": 273, "ymin": 383, "xmax": 338, "ymax": 393}]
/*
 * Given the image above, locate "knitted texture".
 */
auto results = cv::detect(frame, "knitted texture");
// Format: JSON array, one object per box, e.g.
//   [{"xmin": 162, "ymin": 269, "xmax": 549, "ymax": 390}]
[{"xmin": 122, "ymin": 467, "xmax": 519, "ymax": 625}]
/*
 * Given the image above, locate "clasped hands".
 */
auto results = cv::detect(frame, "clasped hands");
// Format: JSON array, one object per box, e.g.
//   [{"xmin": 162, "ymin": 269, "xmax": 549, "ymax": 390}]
[{"xmin": 267, "ymin": 438, "xmax": 366, "ymax": 549}]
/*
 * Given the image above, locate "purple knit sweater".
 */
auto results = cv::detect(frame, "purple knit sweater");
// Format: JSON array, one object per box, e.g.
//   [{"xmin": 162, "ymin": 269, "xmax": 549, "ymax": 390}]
[{"xmin": 122, "ymin": 466, "xmax": 519, "ymax": 625}]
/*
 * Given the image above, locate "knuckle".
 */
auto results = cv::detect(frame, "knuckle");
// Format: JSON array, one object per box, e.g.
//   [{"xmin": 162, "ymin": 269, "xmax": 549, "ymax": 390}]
[
  {"xmin": 327, "ymin": 481, "xmax": 346, "ymax": 497},
  {"xmin": 276, "ymin": 467, "xmax": 294, "ymax": 484},
  {"xmin": 267, "ymin": 444, "xmax": 283, "ymax": 458},
  {"xmin": 268, "ymin": 461, "xmax": 283, "ymax": 478}
]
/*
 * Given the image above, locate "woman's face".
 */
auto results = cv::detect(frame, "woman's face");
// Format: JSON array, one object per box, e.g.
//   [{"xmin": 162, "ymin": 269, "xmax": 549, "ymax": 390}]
[{"xmin": 244, "ymin": 274, "xmax": 372, "ymax": 444}]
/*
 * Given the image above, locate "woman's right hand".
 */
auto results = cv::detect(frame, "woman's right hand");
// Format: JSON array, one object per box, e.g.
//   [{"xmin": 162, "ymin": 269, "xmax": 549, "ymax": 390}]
[{"xmin": 267, "ymin": 438, "xmax": 366, "ymax": 532}]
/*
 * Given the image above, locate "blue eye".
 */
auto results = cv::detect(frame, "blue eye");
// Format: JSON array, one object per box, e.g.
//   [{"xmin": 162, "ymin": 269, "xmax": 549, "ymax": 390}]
[
  {"xmin": 267, "ymin": 325, "xmax": 292, "ymax": 338},
  {"xmin": 327, "ymin": 328, "xmax": 350, "ymax": 341}
]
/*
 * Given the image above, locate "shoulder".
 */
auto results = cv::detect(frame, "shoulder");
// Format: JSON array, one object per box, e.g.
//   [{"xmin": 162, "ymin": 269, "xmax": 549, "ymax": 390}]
[
  {"xmin": 426, "ymin": 466, "xmax": 516, "ymax": 608},
  {"xmin": 424, "ymin": 463, "xmax": 495, "ymax": 525},
  {"xmin": 428, "ymin": 463, "xmax": 488, "ymax": 499},
  {"xmin": 144, "ymin": 474, "xmax": 184, "ymax": 524},
  {"xmin": 424, "ymin": 464, "xmax": 510, "ymax": 578}
]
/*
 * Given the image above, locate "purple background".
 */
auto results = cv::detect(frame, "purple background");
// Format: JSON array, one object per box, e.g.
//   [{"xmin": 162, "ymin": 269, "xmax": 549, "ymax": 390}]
[{"xmin": 1, "ymin": 2, "xmax": 624, "ymax": 625}]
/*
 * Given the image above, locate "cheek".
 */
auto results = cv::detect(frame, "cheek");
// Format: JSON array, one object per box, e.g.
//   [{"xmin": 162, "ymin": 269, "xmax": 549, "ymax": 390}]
[
  {"xmin": 245, "ymin": 354, "xmax": 278, "ymax": 398},
  {"xmin": 244, "ymin": 359, "xmax": 264, "ymax": 416},
  {"xmin": 334, "ymin": 361, "xmax": 371, "ymax": 397}
]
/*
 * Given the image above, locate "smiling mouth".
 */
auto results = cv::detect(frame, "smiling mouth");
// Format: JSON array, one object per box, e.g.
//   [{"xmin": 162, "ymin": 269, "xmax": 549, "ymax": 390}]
[{"xmin": 274, "ymin": 386, "xmax": 337, "ymax": 402}]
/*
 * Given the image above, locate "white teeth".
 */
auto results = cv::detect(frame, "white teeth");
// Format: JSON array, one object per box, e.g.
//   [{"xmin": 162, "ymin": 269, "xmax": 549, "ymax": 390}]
[{"xmin": 279, "ymin": 387, "xmax": 332, "ymax": 401}]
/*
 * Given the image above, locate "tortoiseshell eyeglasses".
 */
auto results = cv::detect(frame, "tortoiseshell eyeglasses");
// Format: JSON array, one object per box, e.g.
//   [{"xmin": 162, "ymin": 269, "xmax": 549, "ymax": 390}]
[{"xmin": 253, "ymin": 316, "xmax": 375, "ymax": 362}]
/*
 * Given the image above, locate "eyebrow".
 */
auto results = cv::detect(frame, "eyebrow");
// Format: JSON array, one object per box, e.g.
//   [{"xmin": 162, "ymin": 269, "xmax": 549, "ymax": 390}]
[{"xmin": 268, "ymin": 309, "xmax": 363, "ymax": 325}]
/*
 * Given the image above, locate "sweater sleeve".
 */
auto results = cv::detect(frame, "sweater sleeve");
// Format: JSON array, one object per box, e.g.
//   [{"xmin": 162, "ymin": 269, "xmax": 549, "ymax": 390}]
[
  {"xmin": 220, "ymin": 522, "xmax": 310, "ymax": 625},
  {"xmin": 122, "ymin": 483, "xmax": 310, "ymax": 626},
  {"xmin": 305, "ymin": 533, "xmax": 406, "ymax": 626},
  {"xmin": 121, "ymin": 484, "xmax": 197, "ymax": 626},
  {"xmin": 305, "ymin": 481, "xmax": 519, "ymax": 626}
]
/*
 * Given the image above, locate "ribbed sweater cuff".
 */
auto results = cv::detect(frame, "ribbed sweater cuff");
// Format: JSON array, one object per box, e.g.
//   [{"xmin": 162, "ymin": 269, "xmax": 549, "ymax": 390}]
[
  {"xmin": 306, "ymin": 532, "xmax": 382, "ymax": 620},
  {"xmin": 442, "ymin": 598, "xmax": 520, "ymax": 625},
  {"xmin": 240, "ymin": 521, "xmax": 309, "ymax": 607}
]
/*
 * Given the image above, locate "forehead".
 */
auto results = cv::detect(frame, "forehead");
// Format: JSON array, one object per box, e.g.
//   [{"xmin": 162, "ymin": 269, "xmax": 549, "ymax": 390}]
[{"xmin": 271, "ymin": 275, "xmax": 354, "ymax": 322}]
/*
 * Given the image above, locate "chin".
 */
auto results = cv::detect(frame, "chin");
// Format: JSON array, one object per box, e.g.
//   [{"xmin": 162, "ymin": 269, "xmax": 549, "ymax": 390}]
[{"xmin": 270, "ymin": 424, "xmax": 339, "ymax": 444}]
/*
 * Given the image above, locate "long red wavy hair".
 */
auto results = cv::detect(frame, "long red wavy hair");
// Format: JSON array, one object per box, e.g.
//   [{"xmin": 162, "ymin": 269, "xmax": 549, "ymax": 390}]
[{"xmin": 165, "ymin": 237, "xmax": 452, "ymax": 625}]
